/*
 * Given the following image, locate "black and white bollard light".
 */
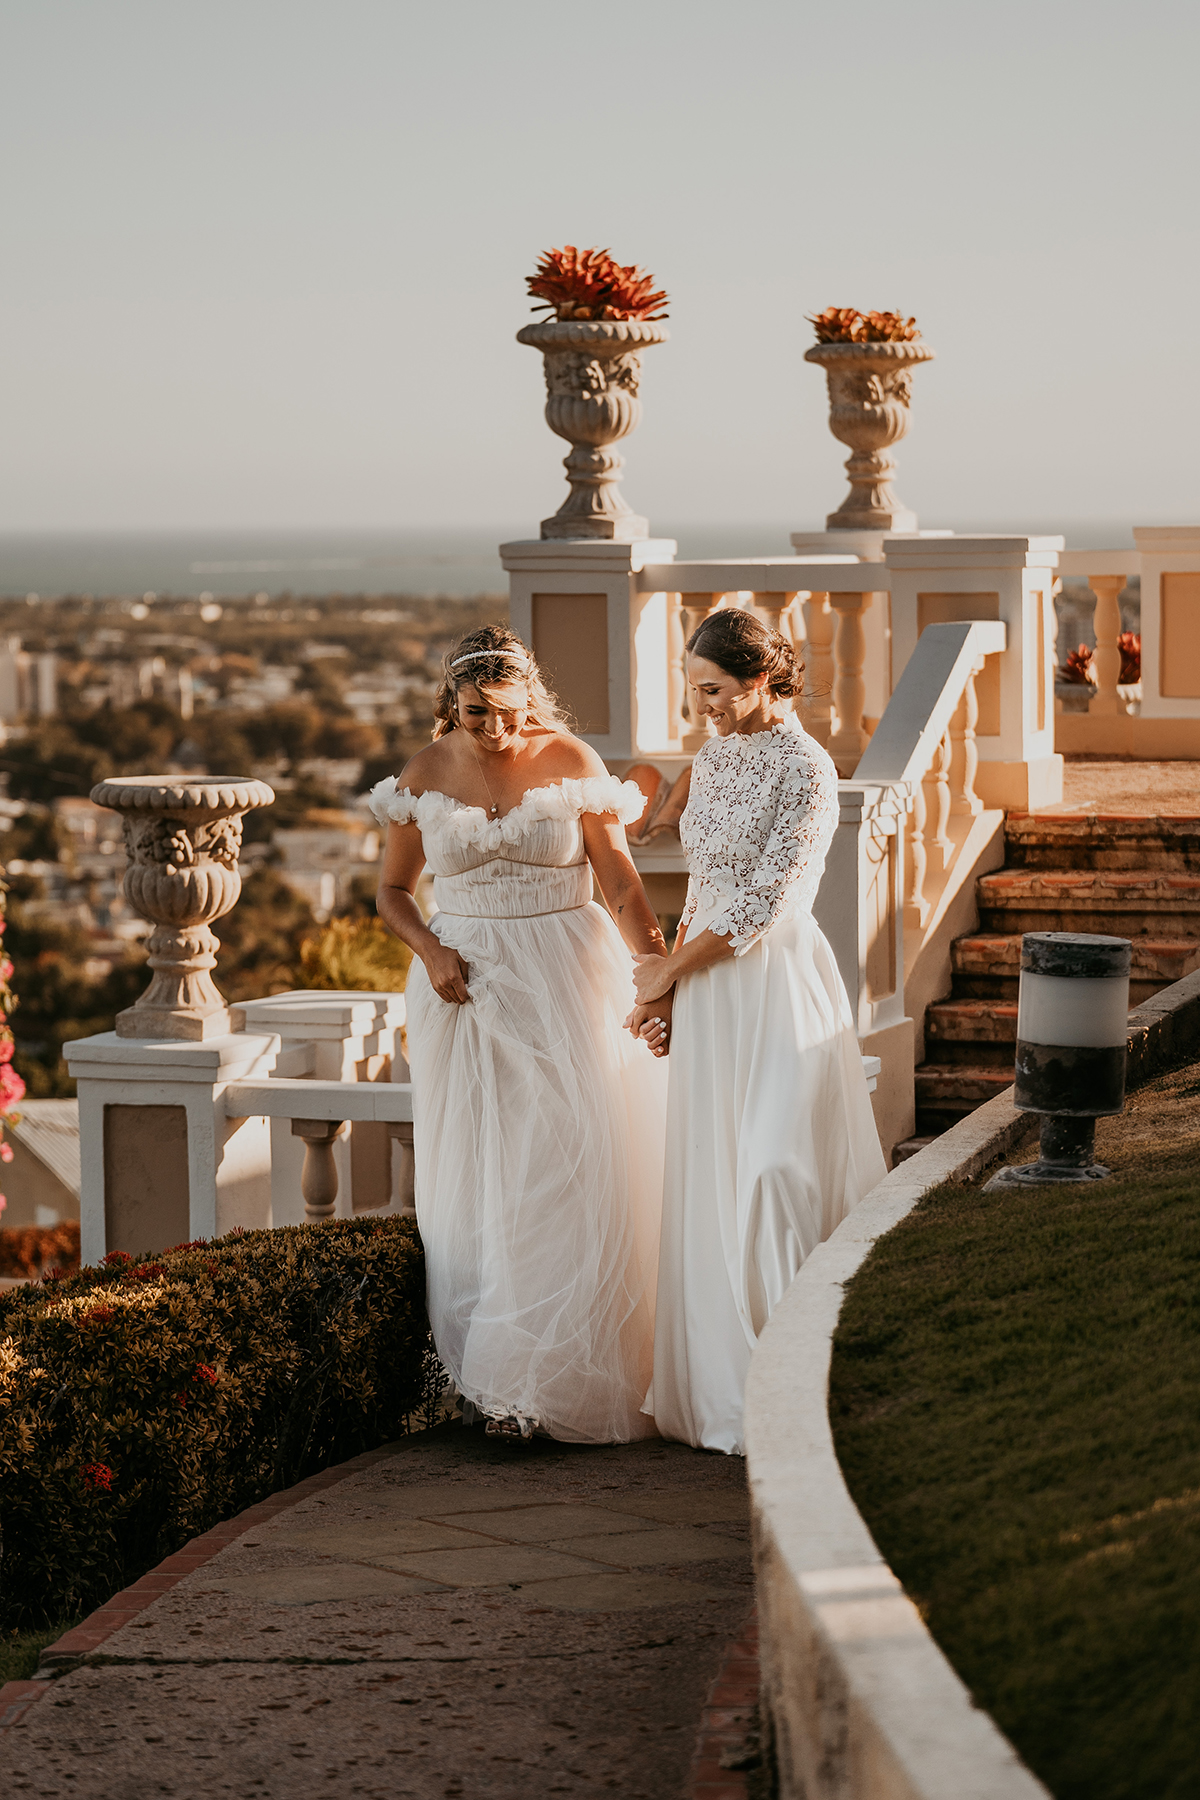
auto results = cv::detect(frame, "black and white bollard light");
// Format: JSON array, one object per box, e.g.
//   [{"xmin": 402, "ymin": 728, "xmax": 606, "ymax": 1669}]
[{"xmin": 984, "ymin": 931, "xmax": 1131, "ymax": 1191}]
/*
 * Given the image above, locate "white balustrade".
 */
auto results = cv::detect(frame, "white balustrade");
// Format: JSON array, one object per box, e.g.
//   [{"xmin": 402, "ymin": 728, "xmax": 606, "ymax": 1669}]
[
  {"xmin": 856, "ymin": 619, "xmax": 1008, "ymax": 928},
  {"xmin": 1087, "ymin": 574, "xmax": 1126, "ymax": 717}
]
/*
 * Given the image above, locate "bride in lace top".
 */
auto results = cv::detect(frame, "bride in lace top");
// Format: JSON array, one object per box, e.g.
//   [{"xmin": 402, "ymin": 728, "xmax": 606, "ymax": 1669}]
[
  {"xmin": 633, "ymin": 608, "xmax": 886, "ymax": 1455},
  {"xmin": 372, "ymin": 626, "xmax": 670, "ymax": 1445}
]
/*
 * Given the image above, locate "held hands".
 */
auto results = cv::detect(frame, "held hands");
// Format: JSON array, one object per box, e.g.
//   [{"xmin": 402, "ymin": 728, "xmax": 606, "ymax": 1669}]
[
  {"xmin": 425, "ymin": 941, "xmax": 472, "ymax": 1005},
  {"xmin": 626, "ymin": 994, "xmax": 673, "ymax": 1057},
  {"xmin": 632, "ymin": 951, "xmax": 675, "ymax": 1006}
]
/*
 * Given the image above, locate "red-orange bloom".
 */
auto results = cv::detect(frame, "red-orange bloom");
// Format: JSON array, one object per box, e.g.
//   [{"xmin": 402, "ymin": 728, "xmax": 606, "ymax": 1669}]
[
  {"xmin": 527, "ymin": 247, "xmax": 669, "ymax": 322},
  {"xmin": 81, "ymin": 1462, "xmax": 114, "ymax": 1494}
]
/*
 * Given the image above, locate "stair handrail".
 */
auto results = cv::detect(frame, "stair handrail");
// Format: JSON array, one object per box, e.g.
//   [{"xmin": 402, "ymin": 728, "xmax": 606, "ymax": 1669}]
[
  {"xmin": 855, "ymin": 619, "xmax": 1007, "ymax": 787},
  {"xmin": 854, "ymin": 619, "xmax": 1007, "ymax": 931}
]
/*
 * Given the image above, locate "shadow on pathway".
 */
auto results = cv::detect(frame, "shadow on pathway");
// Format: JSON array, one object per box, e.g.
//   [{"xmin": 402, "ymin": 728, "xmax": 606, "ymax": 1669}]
[{"xmin": 7, "ymin": 1422, "xmax": 753, "ymax": 1799}]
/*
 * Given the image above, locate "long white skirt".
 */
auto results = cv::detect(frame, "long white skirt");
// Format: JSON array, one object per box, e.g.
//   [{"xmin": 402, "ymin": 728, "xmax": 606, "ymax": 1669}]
[
  {"xmin": 405, "ymin": 901, "xmax": 667, "ymax": 1444},
  {"xmin": 646, "ymin": 911, "xmax": 886, "ymax": 1455}
]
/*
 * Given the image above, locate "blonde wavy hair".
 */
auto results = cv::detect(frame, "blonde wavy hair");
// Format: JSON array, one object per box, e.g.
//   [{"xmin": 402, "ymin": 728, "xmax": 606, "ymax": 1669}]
[{"xmin": 432, "ymin": 625, "xmax": 569, "ymax": 739}]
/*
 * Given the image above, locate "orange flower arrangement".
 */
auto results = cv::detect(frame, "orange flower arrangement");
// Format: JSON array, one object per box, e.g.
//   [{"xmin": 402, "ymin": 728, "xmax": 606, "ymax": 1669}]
[
  {"xmin": 527, "ymin": 246, "xmax": 669, "ymax": 321},
  {"xmin": 809, "ymin": 307, "xmax": 921, "ymax": 344}
]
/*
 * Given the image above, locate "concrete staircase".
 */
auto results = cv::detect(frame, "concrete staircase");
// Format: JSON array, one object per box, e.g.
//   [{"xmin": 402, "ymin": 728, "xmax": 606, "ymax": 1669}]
[{"xmin": 911, "ymin": 813, "xmax": 1200, "ymax": 1137}]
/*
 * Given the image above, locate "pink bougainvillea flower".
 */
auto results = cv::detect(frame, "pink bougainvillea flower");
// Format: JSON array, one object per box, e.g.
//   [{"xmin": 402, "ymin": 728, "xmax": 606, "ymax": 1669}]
[
  {"xmin": 0, "ymin": 1063, "xmax": 26, "ymax": 1106},
  {"xmin": 0, "ymin": 1141, "xmax": 13, "ymax": 1163},
  {"xmin": 0, "ymin": 1037, "xmax": 15, "ymax": 1064}
]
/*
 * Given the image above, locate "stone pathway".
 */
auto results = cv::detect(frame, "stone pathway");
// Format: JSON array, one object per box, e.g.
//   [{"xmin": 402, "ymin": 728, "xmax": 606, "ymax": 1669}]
[{"xmin": 4, "ymin": 1423, "xmax": 754, "ymax": 1799}]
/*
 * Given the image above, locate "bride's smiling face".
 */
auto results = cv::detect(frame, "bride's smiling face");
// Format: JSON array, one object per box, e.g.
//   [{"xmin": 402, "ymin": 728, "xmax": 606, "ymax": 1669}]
[
  {"xmin": 455, "ymin": 680, "xmax": 530, "ymax": 753},
  {"xmin": 687, "ymin": 655, "xmax": 771, "ymax": 737}
]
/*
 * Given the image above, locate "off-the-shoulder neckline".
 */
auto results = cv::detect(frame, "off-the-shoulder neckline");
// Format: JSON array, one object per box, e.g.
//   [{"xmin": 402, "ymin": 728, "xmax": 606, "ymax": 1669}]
[{"xmin": 387, "ymin": 773, "xmax": 629, "ymax": 825}]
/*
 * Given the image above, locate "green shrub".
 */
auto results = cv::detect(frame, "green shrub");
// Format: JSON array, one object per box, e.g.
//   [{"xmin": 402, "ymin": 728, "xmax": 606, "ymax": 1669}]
[{"xmin": 0, "ymin": 1216, "xmax": 429, "ymax": 1630}]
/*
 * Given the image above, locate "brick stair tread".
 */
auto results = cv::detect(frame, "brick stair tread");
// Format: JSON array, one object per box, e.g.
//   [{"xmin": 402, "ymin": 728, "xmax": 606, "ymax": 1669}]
[
  {"xmin": 1007, "ymin": 814, "xmax": 1200, "ymax": 838},
  {"xmin": 979, "ymin": 870, "xmax": 1200, "ymax": 899},
  {"xmin": 914, "ymin": 1065, "xmax": 1015, "ymax": 1101},
  {"xmin": 952, "ymin": 933, "xmax": 1200, "ymax": 969},
  {"xmin": 927, "ymin": 999, "xmax": 1018, "ymax": 1030}
]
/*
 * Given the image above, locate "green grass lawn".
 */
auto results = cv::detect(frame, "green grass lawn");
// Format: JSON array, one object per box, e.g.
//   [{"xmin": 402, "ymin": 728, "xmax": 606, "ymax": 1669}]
[
  {"xmin": 830, "ymin": 1060, "xmax": 1200, "ymax": 1800},
  {"xmin": 1, "ymin": 1620, "xmax": 79, "ymax": 1687}
]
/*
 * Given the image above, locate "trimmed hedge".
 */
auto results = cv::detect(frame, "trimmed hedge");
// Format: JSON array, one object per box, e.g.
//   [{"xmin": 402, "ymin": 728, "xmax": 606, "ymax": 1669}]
[{"xmin": 0, "ymin": 1216, "xmax": 429, "ymax": 1630}]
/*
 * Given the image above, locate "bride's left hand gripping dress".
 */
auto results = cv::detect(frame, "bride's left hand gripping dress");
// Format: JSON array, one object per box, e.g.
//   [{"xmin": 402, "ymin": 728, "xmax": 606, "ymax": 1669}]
[{"xmin": 369, "ymin": 774, "xmax": 667, "ymax": 1444}]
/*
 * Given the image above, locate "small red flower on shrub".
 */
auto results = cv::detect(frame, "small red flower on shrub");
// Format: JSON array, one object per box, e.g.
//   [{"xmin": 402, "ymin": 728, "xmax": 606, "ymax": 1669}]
[
  {"xmin": 88, "ymin": 1307, "xmax": 115, "ymax": 1324},
  {"xmin": 81, "ymin": 1462, "xmax": 114, "ymax": 1495},
  {"xmin": 130, "ymin": 1262, "xmax": 165, "ymax": 1284},
  {"xmin": 194, "ymin": 1363, "xmax": 218, "ymax": 1384},
  {"xmin": 103, "ymin": 1250, "xmax": 132, "ymax": 1267},
  {"xmin": 1119, "ymin": 631, "xmax": 1141, "ymax": 683}
]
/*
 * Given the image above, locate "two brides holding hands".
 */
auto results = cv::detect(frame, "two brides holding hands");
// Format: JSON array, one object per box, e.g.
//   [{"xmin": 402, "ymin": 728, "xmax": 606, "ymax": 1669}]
[{"xmin": 372, "ymin": 610, "xmax": 884, "ymax": 1456}]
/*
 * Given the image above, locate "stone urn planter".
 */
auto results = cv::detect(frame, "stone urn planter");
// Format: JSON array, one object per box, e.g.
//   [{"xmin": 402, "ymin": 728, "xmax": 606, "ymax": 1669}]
[
  {"xmin": 517, "ymin": 317, "xmax": 668, "ymax": 540},
  {"xmin": 91, "ymin": 776, "xmax": 275, "ymax": 1040},
  {"xmin": 804, "ymin": 338, "xmax": 935, "ymax": 531}
]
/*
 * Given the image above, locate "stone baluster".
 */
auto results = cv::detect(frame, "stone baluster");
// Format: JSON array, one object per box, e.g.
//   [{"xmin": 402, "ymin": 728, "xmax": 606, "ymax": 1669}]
[
  {"xmin": 292, "ymin": 1118, "xmax": 346, "ymax": 1223},
  {"xmin": 388, "ymin": 1119, "xmax": 417, "ymax": 1219},
  {"xmin": 801, "ymin": 593, "xmax": 834, "ymax": 746},
  {"xmin": 827, "ymin": 591, "xmax": 873, "ymax": 775},
  {"xmin": 903, "ymin": 780, "xmax": 930, "ymax": 930},
  {"xmin": 924, "ymin": 728, "xmax": 954, "ymax": 871},
  {"xmin": 751, "ymin": 591, "xmax": 797, "ymax": 636},
  {"xmin": 950, "ymin": 658, "xmax": 985, "ymax": 816},
  {"xmin": 1088, "ymin": 575, "xmax": 1126, "ymax": 716},
  {"xmin": 681, "ymin": 592, "xmax": 725, "ymax": 751},
  {"xmin": 666, "ymin": 591, "xmax": 687, "ymax": 747}
]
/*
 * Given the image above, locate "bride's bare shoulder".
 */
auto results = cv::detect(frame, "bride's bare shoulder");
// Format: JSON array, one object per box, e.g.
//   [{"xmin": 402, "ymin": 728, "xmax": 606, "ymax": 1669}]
[
  {"xmin": 397, "ymin": 738, "xmax": 459, "ymax": 795},
  {"xmin": 532, "ymin": 730, "xmax": 607, "ymax": 779}
]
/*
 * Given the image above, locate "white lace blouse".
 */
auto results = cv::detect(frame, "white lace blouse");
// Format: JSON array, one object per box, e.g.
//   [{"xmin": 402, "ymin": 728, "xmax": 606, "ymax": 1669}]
[{"xmin": 679, "ymin": 715, "xmax": 840, "ymax": 955}]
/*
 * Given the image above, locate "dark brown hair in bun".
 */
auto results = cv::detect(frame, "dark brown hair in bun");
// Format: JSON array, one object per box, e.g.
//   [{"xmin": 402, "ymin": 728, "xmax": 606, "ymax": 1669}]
[{"xmin": 686, "ymin": 606, "xmax": 802, "ymax": 698}]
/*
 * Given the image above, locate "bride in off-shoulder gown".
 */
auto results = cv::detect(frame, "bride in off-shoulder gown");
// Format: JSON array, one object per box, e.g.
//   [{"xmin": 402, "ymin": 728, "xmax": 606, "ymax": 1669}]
[{"xmin": 370, "ymin": 772, "xmax": 667, "ymax": 1445}]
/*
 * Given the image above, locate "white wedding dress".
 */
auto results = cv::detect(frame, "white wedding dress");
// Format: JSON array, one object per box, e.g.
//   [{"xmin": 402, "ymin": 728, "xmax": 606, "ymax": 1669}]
[
  {"xmin": 646, "ymin": 715, "xmax": 887, "ymax": 1455},
  {"xmin": 369, "ymin": 774, "xmax": 666, "ymax": 1444}
]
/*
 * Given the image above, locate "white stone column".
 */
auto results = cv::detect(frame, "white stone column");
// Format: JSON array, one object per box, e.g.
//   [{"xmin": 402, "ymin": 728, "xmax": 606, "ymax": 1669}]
[
  {"xmin": 501, "ymin": 538, "xmax": 678, "ymax": 763},
  {"xmin": 66, "ymin": 1031, "xmax": 280, "ymax": 1265},
  {"xmin": 885, "ymin": 535, "xmax": 1064, "ymax": 812}
]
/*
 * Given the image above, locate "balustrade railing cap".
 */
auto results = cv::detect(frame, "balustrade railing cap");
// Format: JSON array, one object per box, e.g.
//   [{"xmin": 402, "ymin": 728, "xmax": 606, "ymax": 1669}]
[
  {"xmin": 1021, "ymin": 932, "xmax": 1132, "ymax": 979},
  {"xmin": 883, "ymin": 534, "xmax": 1063, "ymax": 570},
  {"xmin": 637, "ymin": 558, "xmax": 885, "ymax": 593}
]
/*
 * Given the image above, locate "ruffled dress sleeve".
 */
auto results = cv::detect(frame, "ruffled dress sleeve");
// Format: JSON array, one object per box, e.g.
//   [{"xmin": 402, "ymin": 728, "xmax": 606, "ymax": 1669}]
[
  {"xmin": 367, "ymin": 777, "xmax": 420, "ymax": 828},
  {"xmin": 566, "ymin": 774, "xmax": 648, "ymax": 828},
  {"xmin": 692, "ymin": 742, "xmax": 839, "ymax": 955}
]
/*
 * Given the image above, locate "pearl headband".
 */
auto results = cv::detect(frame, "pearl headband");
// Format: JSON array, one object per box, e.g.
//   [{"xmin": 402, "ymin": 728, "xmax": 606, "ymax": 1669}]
[{"xmin": 450, "ymin": 648, "xmax": 531, "ymax": 672}]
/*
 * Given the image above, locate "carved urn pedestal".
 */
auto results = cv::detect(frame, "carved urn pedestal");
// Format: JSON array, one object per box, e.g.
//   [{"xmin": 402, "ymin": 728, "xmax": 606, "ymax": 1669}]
[
  {"xmin": 92, "ymin": 776, "xmax": 275, "ymax": 1040},
  {"xmin": 804, "ymin": 339, "xmax": 936, "ymax": 532},
  {"xmin": 518, "ymin": 317, "xmax": 668, "ymax": 540}
]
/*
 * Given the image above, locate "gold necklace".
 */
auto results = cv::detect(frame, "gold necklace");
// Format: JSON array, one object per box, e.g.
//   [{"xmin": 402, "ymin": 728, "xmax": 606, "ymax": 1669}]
[{"xmin": 467, "ymin": 730, "xmax": 510, "ymax": 817}]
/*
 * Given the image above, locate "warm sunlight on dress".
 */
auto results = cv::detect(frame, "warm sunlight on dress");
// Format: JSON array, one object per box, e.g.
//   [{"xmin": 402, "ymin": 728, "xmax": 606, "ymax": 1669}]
[
  {"xmin": 370, "ymin": 774, "xmax": 666, "ymax": 1443},
  {"xmin": 646, "ymin": 717, "xmax": 886, "ymax": 1455}
]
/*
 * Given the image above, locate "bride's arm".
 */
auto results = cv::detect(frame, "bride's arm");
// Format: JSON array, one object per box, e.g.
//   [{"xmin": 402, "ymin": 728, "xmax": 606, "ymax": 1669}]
[
  {"xmin": 582, "ymin": 812, "xmax": 668, "ymax": 961},
  {"xmin": 376, "ymin": 820, "xmax": 473, "ymax": 1005}
]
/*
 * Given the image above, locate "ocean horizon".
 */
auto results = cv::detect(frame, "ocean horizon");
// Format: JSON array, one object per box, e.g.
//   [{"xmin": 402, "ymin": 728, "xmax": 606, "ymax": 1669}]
[{"xmin": 0, "ymin": 519, "xmax": 1141, "ymax": 601}]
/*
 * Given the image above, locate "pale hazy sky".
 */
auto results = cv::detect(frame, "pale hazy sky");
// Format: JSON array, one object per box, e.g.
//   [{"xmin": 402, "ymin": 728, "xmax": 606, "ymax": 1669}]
[{"xmin": 2, "ymin": 0, "xmax": 1197, "ymax": 540}]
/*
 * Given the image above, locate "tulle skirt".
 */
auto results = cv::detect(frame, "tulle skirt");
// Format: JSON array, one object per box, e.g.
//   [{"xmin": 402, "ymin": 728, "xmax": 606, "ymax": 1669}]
[
  {"xmin": 405, "ymin": 901, "xmax": 667, "ymax": 1444},
  {"xmin": 646, "ymin": 910, "xmax": 886, "ymax": 1455}
]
